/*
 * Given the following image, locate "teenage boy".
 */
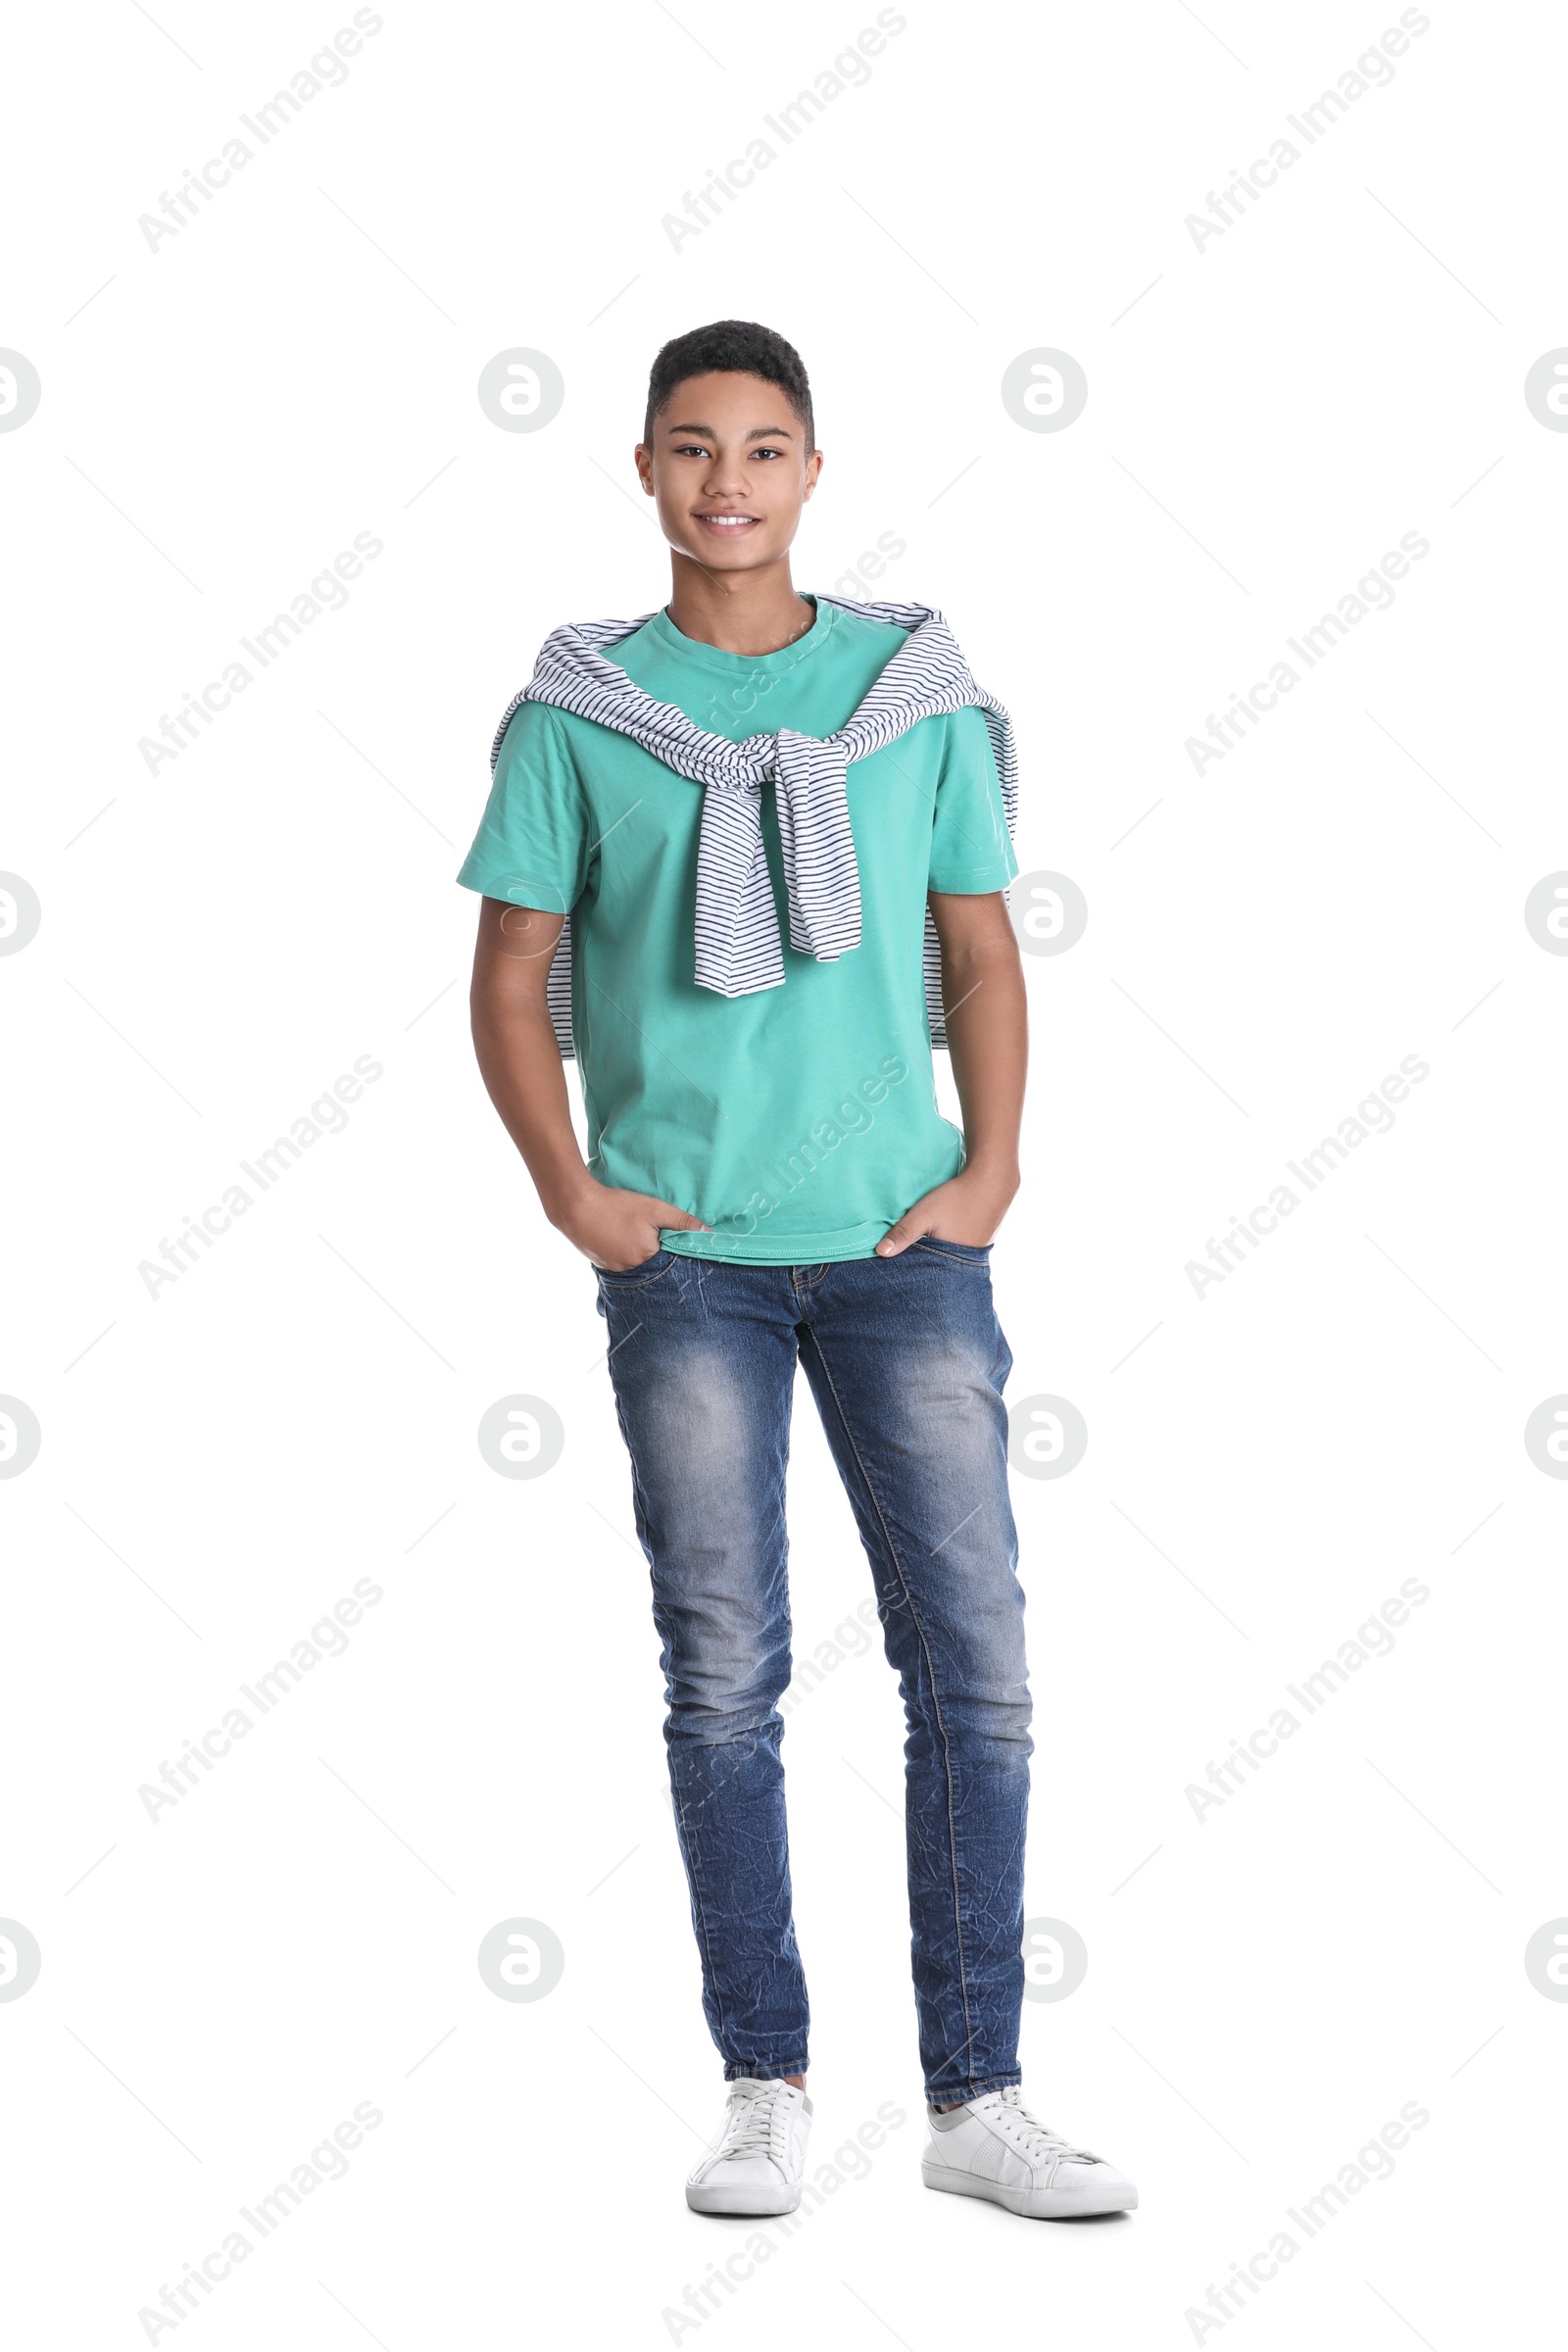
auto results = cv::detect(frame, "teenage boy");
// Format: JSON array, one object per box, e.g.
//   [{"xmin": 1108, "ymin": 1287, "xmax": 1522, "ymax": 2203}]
[{"xmin": 461, "ymin": 320, "xmax": 1136, "ymax": 2222}]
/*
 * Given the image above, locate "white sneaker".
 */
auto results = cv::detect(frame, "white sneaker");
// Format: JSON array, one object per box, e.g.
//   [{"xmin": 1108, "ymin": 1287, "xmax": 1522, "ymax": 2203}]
[
  {"xmin": 922, "ymin": 2085, "xmax": 1138, "ymax": 2218},
  {"xmin": 686, "ymin": 2078, "xmax": 812, "ymax": 2216}
]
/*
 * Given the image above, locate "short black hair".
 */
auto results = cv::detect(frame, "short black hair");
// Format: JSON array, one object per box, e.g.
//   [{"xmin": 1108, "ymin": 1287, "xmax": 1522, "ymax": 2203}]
[{"xmin": 644, "ymin": 319, "xmax": 814, "ymax": 453}]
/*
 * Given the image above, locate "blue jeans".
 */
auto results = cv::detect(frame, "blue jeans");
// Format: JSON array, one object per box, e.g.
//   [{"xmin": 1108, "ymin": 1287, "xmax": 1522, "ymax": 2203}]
[{"xmin": 595, "ymin": 1242, "xmax": 1031, "ymax": 2104}]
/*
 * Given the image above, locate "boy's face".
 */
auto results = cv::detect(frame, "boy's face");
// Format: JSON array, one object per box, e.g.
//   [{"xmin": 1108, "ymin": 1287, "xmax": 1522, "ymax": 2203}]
[{"xmin": 636, "ymin": 371, "xmax": 822, "ymax": 577}]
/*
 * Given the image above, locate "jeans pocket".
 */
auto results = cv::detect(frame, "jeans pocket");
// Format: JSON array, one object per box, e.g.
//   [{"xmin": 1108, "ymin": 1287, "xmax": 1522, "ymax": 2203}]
[
  {"xmin": 912, "ymin": 1238, "xmax": 993, "ymax": 1266},
  {"xmin": 594, "ymin": 1247, "xmax": 676, "ymax": 1288}
]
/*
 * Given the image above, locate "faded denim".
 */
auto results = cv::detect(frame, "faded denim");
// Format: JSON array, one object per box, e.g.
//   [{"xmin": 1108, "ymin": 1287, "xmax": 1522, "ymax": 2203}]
[{"xmin": 595, "ymin": 1242, "xmax": 1031, "ymax": 2104}]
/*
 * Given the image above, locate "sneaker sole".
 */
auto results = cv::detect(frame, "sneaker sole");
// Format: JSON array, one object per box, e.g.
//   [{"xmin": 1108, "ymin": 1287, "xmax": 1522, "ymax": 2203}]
[
  {"xmin": 686, "ymin": 2180, "xmax": 803, "ymax": 2217},
  {"xmin": 921, "ymin": 2159, "xmax": 1137, "ymax": 2219}
]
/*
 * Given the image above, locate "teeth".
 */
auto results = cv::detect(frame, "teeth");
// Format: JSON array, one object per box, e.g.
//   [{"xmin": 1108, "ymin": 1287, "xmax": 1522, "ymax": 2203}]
[{"xmin": 703, "ymin": 515, "xmax": 756, "ymax": 525}]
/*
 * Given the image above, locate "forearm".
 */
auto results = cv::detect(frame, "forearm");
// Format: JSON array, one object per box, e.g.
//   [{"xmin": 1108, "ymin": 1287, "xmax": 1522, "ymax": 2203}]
[
  {"xmin": 874, "ymin": 908, "xmax": 1026, "ymax": 1253},
  {"xmin": 940, "ymin": 933, "xmax": 1027, "ymax": 1183},
  {"xmin": 469, "ymin": 992, "xmax": 593, "ymax": 1226},
  {"xmin": 467, "ymin": 898, "xmax": 707, "ymax": 1268}
]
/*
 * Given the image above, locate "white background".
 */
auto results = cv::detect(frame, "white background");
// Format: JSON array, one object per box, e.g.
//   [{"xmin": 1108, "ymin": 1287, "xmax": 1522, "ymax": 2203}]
[{"xmin": 4, "ymin": 0, "xmax": 1565, "ymax": 2343}]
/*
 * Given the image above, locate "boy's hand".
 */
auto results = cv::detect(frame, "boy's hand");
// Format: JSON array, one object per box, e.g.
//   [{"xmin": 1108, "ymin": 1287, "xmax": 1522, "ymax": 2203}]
[
  {"xmin": 551, "ymin": 1180, "xmax": 710, "ymax": 1272},
  {"xmin": 875, "ymin": 1164, "xmax": 1019, "ymax": 1257}
]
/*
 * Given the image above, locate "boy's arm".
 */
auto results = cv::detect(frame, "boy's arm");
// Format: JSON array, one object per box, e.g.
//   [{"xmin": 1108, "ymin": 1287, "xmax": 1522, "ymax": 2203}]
[
  {"xmin": 468, "ymin": 897, "xmax": 710, "ymax": 1270},
  {"xmin": 875, "ymin": 890, "xmax": 1026, "ymax": 1256}
]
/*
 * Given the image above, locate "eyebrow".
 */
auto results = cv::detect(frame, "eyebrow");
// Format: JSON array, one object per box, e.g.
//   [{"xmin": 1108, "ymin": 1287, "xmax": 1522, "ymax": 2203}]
[{"xmin": 663, "ymin": 421, "xmax": 795, "ymax": 442}]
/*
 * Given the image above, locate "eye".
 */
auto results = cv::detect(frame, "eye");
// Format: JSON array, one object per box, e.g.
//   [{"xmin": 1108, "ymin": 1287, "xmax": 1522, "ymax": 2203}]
[
  {"xmin": 752, "ymin": 446, "xmax": 786, "ymax": 460},
  {"xmin": 673, "ymin": 443, "xmax": 710, "ymax": 459}
]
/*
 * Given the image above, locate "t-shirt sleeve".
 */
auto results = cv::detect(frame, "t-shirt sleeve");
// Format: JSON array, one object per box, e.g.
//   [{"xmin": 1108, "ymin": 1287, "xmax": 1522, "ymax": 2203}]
[
  {"xmin": 926, "ymin": 705, "xmax": 1019, "ymax": 894},
  {"xmin": 456, "ymin": 702, "xmax": 592, "ymax": 914}
]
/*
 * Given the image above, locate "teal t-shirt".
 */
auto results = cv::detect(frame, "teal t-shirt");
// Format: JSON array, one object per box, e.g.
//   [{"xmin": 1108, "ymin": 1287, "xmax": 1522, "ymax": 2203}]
[{"xmin": 458, "ymin": 595, "xmax": 1017, "ymax": 1263}]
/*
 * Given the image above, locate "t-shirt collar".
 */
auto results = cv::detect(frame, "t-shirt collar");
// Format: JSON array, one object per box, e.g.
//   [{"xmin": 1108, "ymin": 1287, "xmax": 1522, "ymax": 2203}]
[{"xmin": 639, "ymin": 594, "xmax": 834, "ymax": 682}]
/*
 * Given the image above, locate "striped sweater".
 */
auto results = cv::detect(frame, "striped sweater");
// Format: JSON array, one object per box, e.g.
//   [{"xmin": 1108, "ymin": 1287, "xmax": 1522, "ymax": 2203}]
[{"xmin": 489, "ymin": 594, "xmax": 1018, "ymax": 1059}]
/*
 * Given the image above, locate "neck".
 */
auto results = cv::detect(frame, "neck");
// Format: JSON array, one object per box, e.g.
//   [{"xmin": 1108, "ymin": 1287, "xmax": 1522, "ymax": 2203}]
[{"xmin": 665, "ymin": 551, "xmax": 814, "ymax": 658}]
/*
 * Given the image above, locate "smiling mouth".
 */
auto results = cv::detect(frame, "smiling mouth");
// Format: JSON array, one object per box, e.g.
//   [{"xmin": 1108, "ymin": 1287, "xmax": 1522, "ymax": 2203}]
[{"xmin": 694, "ymin": 513, "xmax": 760, "ymax": 530}]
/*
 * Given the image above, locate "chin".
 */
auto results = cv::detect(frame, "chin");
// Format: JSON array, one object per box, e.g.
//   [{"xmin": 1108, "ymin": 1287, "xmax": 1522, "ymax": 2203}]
[{"xmin": 686, "ymin": 542, "xmax": 774, "ymax": 571}]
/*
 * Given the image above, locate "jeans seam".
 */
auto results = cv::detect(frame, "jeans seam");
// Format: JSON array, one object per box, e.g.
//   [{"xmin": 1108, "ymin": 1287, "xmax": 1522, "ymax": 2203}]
[
  {"xmin": 606, "ymin": 1364, "xmax": 736, "ymax": 2059},
  {"xmin": 671, "ymin": 1738, "xmax": 753, "ymax": 2069},
  {"xmin": 800, "ymin": 1317, "xmax": 979, "ymax": 2090}
]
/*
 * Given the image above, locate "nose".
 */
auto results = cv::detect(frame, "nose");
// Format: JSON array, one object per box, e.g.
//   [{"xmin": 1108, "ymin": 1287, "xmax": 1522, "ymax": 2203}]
[{"xmin": 702, "ymin": 457, "xmax": 753, "ymax": 502}]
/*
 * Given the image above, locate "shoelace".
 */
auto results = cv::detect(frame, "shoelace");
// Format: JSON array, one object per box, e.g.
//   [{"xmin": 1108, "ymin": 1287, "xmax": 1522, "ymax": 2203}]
[
  {"xmin": 985, "ymin": 2086, "xmax": 1098, "ymax": 2166},
  {"xmin": 718, "ymin": 2082, "xmax": 793, "ymax": 2160}
]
